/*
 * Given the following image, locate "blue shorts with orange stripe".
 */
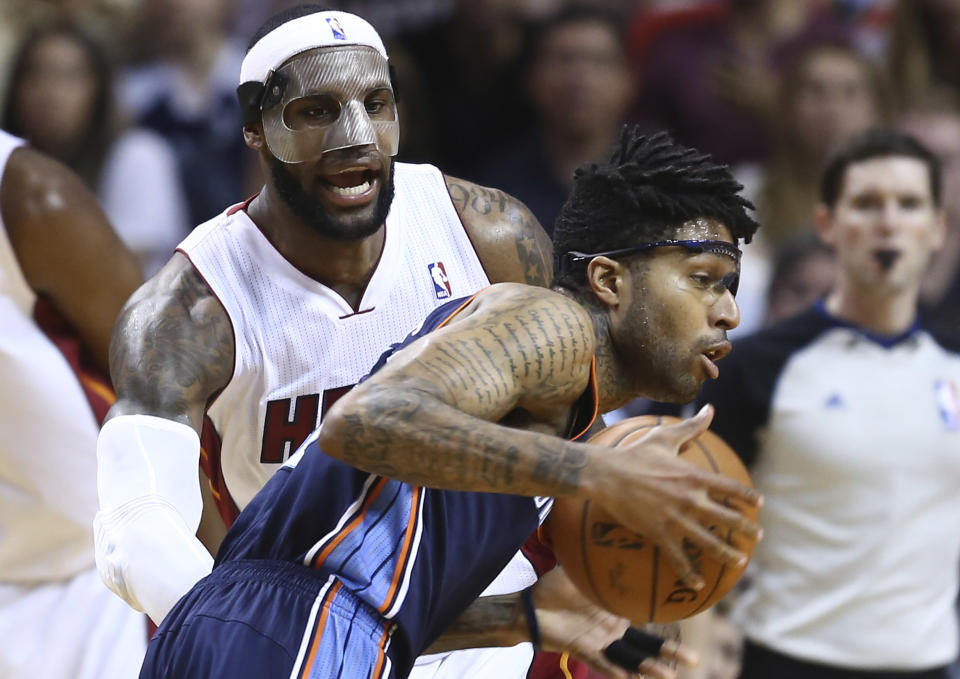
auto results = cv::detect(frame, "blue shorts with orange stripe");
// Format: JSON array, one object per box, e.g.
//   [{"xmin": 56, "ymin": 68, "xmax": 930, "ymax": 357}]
[{"xmin": 139, "ymin": 560, "xmax": 402, "ymax": 679}]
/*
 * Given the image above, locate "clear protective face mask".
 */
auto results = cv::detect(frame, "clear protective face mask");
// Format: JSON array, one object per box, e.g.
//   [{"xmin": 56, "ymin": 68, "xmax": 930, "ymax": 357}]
[{"xmin": 260, "ymin": 45, "xmax": 399, "ymax": 164}]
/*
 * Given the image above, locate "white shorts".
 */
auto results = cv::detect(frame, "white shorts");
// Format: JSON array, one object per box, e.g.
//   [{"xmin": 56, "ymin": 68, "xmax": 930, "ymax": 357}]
[{"xmin": 0, "ymin": 567, "xmax": 148, "ymax": 679}]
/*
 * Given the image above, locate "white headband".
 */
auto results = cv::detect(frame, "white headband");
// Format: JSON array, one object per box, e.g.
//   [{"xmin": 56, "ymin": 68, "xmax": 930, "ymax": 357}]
[{"xmin": 239, "ymin": 10, "xmax": 388, "ymax": 85}]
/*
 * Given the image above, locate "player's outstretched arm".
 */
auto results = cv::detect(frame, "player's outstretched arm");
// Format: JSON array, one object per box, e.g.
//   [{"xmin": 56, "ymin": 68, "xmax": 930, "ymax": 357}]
[
  {"xmin": 95, "ymin": 253, "xmax": 235, "ymax": 624},
  {"xmin": 320, "ymin": 283, "xmax": 597, "ymax": 497},
  {"xmin": 426, "ymin": 567, "xmax": 699, "ymax": 679},
  {"xmin": 446, "ymin": 176, "xmax": 553, "ymax": 287},
  {"xmin": 0, "ymin": 147, "xmax": 142, "ymax": 372},
  {"xmin": 320, "ymin": 284, "xmax": 761, "ymax": 584}
]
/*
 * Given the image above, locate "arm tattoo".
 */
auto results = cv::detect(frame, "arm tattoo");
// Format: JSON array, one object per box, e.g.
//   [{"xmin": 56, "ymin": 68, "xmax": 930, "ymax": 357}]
[
  {"xmin": 446, "ymin": 177, "xmax": 553, "ymax": 287},
  {"xmin": 110, "ymin": 263, "xmax": 233, "ymax": 421},
  {"xmin": 324, "ymin": 292, "xmax": 596, "ymax": 497}
]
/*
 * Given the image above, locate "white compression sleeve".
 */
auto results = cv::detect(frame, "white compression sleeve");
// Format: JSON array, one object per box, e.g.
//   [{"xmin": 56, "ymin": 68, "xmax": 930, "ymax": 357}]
[{"xmin": 94, "ymin": 414, "xmax": 214, "ymax": 624}]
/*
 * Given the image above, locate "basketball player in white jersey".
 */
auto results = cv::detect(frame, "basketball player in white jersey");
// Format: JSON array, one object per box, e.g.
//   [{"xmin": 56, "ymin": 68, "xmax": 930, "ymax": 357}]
[
  {"xmin": 0, "ymin": 130, "xmax": 146, "ymax": 677},
  {"xmin": 93, "ymin": 6, "xmax": 676, "ymax": 679}
]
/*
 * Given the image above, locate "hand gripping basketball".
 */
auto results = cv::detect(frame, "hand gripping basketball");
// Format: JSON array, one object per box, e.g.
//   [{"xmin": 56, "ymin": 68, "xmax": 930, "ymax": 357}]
[
  {"xmin": 551, "ymin": 406, "xmax": 762, "ymax": 623},
  {"xmin": 529, "ymin": 566, "xmax": 699, "ymax": 679}
]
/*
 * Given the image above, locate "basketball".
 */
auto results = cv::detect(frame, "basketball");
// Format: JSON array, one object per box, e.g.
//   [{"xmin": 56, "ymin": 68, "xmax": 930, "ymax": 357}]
[{"xmin": 547, "ymin": 415, "xmax": 758, "ymax": 624}]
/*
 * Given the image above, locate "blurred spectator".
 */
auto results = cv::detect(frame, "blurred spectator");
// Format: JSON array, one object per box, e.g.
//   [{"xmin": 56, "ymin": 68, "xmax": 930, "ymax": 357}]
[
  {"xmin": 119, "ymin": 0, "xmax": 248, "ymax": 225},
  {"xmin": 764, "ymin": 234, "xmax": 836, "ymax": 325},
  {"xmin": 749, "ymin": 41, "xmax": 887, "ymax": 251},
  {"xmin": 899, "ymin": 91, "xmax": 960, "ymax": 334},
  {"xmin": 473, "ymin": 6, "xmax": 636, "ymax": 233},
  {"xmin": 887, "ymin": 0, "xmax": 960, "ymax": 111},
  {"xmin": 629, "ymin": 0, "xmax": 848, "ymax": 166},
  {"xmin": 398, "ymin": 0, "xmax": 532, "ymax": 176},
  {"xmin": 2, "ymin": 21, "xmax": 189, "ymax": 277}
]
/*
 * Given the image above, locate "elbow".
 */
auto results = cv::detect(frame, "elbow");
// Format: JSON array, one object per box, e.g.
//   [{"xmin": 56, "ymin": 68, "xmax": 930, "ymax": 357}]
[
  {"xmin": 317, "ymin": 382, "xmax": 420, "ymax": 469},
  {"xmin": 317, "ymin": 386, "xmax": 372, "ymax": 463}
]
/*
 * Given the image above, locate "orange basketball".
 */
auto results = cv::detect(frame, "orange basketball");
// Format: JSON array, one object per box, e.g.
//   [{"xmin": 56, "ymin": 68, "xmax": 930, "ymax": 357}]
[{"xmin": 547, "ymin": 415, "xmax": 758, "ymax": 624}]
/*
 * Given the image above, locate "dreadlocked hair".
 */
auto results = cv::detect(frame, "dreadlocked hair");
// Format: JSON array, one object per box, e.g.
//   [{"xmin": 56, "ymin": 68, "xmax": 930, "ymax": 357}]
[{"xmin": 553, "ymin": 127, "xmax": 758, "ymax": 290}]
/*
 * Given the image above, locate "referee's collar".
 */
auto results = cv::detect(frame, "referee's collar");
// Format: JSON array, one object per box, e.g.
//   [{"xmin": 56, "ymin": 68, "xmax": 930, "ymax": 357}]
[{"xmin": 813, "ymin": 298, "xmax": 922, "ymax": 349}]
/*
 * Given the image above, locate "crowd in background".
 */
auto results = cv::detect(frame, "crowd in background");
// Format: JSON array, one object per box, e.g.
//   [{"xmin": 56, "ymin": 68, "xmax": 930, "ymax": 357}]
[
  {"xmin": 1, "ymin": 1, "xmax": 959, "ymax": 678},
  {"xmin": 0, "ymin": 0, "xmax": 960, "ymax": 332},
  {"xmin": 1, "ymin": 0, "xmax": 958, "ymax": 332}
]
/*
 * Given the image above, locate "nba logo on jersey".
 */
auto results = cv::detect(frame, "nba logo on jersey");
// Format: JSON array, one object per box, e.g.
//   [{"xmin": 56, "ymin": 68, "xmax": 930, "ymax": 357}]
[
  {"xmin": 428, "ymin": 262, "xmax": 452, "ymax": 299},
  {"xmin": 326, "ymin": 17, "xmax": 347, "ymax": 40},
  {"xmin": 934, "ymin": 379, "xmax": 960, "ymax": 431}
]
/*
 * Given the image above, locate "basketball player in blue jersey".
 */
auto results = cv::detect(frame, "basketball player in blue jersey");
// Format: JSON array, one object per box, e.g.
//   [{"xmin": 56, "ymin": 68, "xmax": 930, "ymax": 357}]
[
  {"xmin": 96, "ymin": 5, "xmax": 660, "ymax": 678},
  {"xmin": 136, "ymin": 128, "xmax": 763, "ymax": 679}
]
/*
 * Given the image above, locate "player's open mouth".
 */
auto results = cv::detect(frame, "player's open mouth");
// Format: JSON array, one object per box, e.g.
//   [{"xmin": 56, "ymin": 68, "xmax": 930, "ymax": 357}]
[
  {"xmin": 873, "ymin": 249, "xmax": 901, "ymax": 271},
  {"xmin": 320, "ymin": 169, "xmax": 378, "ymax": 200},
  {"xmin": 700, "ymin": 354, "xmax": 719, "ymax": 379},
  {"xmin": 700, "ymin": 342, "xmax": 730, "ymax": 380}
]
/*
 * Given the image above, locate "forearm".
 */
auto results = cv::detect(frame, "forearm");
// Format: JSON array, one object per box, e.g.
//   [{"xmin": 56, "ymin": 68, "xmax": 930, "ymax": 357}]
[
  {"xmin": 95, "ymin": 414, "xmax": 213, "ymax": 623},
  {"xmin": 423, "ymin": 593, "xmax": 527, "ymax": 654},
  {"xmin": 320, "ymin": 384, "xmax": 597, "ymax": 498}
]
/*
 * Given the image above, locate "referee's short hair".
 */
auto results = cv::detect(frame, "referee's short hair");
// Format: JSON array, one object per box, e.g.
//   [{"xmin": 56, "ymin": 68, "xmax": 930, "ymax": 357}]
[{"xmin": 820, "ymin": 128, "xmax": 942, "ymax": 208}]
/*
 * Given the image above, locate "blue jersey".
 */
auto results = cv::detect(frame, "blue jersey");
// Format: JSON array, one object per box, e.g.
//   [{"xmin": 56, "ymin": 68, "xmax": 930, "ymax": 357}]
[{"xmin": 214, "ymin": 295, "xmax": 598, "ymax": 675}]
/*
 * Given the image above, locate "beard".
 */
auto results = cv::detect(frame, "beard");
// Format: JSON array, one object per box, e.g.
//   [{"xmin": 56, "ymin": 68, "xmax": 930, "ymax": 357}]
[
  {"xmin": 619, "ymin": 294, "xmax": 712, "ymax": 405},
  {"xmin": 269, "ymin": 155, "xmax": 395, "ymax": 241}
]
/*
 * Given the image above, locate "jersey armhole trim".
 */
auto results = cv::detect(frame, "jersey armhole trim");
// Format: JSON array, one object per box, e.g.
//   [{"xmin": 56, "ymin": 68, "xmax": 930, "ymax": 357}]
[{"xmin": 174, "ymin": 247, "xmax": 238, "ymax": 413}]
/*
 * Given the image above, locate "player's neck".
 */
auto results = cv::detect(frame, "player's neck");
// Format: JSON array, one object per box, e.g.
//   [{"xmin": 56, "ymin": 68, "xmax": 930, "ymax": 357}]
[
  {"xmin": 587, "ymin": 309, "xmax": 639, "ymax": 414},
  {"xmin": 246, "ymin": 190, "xmax": 385, "ymax": 309},
  {"xmin": 825, "ymin": 284, "xmax": 919, "ymax": 337}
]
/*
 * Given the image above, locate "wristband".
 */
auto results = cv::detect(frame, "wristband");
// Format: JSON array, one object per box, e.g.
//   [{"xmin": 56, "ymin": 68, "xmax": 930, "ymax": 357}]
[{"xmin": 603, "ymin": 627, "xmax": 665, "ymax": 671}]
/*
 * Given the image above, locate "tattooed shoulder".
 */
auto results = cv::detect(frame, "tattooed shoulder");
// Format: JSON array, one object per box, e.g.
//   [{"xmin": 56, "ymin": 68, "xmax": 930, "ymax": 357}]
[
  {"xmin": 445, "ymin": 175, "xmax": 554, "ymax": 288},
  {"xmin": 109, "ymin": 254, "xmax": 234, "ymax": 422}
]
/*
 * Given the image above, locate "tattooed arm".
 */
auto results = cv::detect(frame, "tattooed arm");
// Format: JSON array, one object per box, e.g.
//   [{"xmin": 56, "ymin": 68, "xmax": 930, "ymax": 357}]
[
  {"xmin": 426, "ymin": 568, "xmax": 699, "ymax": 679},
  {"xmin": 321, "ymin": 283, "xmax": 596, "ymax": 497},
  {"xmin": 107, "ymin": 252, "xmax": 234, "ymax": 430},
  {"xmin": 320, "ymin": 283, "xmax": 760, "ymax": 585},
  {"xmin": 446, "ymin": 175, "xmax": 553, "ymax": 287},
  {"xmin": 94, "ymin": 253, "xmax": 234, "ymax": 623}
]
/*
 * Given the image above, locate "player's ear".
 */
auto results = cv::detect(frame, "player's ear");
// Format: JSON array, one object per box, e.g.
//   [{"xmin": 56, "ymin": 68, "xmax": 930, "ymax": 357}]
[
  {"xmin": 586, "ymin": 256, "xmax": 625, "ymax": 308},
  {"xmin": 932, "ymin": 206, "xmax": 948, "ymax": 250},
  {"xmin": 243, "ymin": 123, "xmax": 266, "ymax": 151},
  {"xmin": 813, "ymin": 203, "xmax": 834, "ymax": 247}
]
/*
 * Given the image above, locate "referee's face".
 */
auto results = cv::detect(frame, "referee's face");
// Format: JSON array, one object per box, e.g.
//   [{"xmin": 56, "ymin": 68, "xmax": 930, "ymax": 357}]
[{"xmin": 820, "ymin": 156, "xmax": 946, "ymax": 298}]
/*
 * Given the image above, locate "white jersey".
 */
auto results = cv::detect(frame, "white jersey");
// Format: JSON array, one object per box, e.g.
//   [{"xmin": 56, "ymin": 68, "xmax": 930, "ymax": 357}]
[
  {"xmin": 179, "ymin": 162, "xmax": 491, "ymax": 514},
  {"xmin": 0, "ymin": 130, "xmax": 101, "ymax": 582}
]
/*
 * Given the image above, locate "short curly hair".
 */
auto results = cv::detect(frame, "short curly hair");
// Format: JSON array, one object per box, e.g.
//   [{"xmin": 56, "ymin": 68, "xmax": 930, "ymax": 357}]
[{"xmin": 553, "ymin": 127, "xmax": 758, "ymax": 289}]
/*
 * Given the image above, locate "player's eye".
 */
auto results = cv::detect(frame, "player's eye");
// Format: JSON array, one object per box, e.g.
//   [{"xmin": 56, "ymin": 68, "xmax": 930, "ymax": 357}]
[
  {"xmin": 690, "ymin": 273, "xmax": 713, "ymax": 288},
  {"xmin": 365, "ymin": 90, "xmax": 392, "ymax": 117},
  {"xmin": 285, "ymin": 96, "xmax": 340, "ymax": 129}
]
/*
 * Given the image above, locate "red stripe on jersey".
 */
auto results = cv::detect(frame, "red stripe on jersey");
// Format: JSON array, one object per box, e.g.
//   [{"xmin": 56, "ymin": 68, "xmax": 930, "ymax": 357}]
[
  {"xmin": 226, "ymin": 194, "xmax": 258, "ymax": 216},
  {"xmin": 200, "ymin": 415, "xmax": 241, "ymax": 527},
  {"xmin": 529, "ymin": 651, "xmax": 599, "ymax": 679},
  {"xmin": 32, "ymin": 294, "xmax": 114, "ymax": 424}
]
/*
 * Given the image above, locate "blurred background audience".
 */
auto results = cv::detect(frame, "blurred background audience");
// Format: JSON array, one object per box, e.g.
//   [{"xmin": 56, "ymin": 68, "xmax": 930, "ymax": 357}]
[
  {"xmin": 6, "ymin": 0, "xmax": 960, "ymax": 678},
  {"xmin": 1, "ymin": 21, "xmax": 188, "ymax": 277}
]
